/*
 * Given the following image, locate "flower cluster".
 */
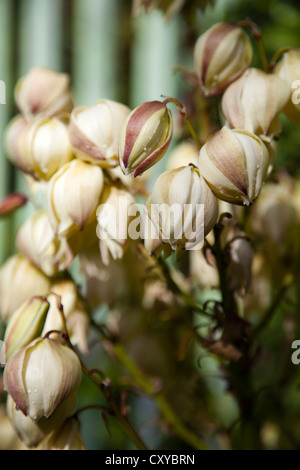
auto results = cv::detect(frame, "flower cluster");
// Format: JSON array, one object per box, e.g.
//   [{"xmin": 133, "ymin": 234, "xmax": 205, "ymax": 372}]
[{"xmin": 1, "ymin": 18, "xmax": 300, "ymax": 451}]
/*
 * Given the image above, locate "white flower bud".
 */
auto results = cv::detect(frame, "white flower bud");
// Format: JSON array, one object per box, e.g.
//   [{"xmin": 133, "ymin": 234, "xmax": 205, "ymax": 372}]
[
  {"xmin": 194, "ymin": 22, "xmax": 253, "ymax": 97},
  {"xmin": 47, "ymin": 159, "xmax": 104, "ymax": 236},
  {"xmin": 26, "ymin": 116, "xmax": 74, "ymax": 180},
  {"xmin": 221, "ymin": 68, "xmax": 290, "ymax": 140},
  {"xmin": 274, "ymin": 48, "xmax": 300, "ymax": 123},
  {"xmin": 42, "ymin": 279, "xmax": 90, "ymax": 355},
  {"xmin": 69, "ymin": 99, "xmax": 131, "ymax": 167},
  {"xmin": 6, "ymin": 393, "xmax": 77, "ymax": 448},
  {"xmin": 37, "ymin": 417, "xmax": 86, "ymax": 450},
  {"xmin": 0, "ymin": 404, "xmax": 26, "ymax": 450},
  {"xmin": 16, "ymin": 210, "xmax": 74, "ymax": 277},
  {"xmin": 4, "ymin": 296, "xmax": 50, "ymax": 360},
  {"xmin": 96, "ymin": 185, "xmax": 136, "ymax": 265},
  {"xmin": 5, "ymin": 115, "xmax": 74, "ymax": 180},
  {"xmin": 197, "ymin": 127, "xmax": 270, "ymax": 206},
  {"xmin": 0, "ymin": 254, "xmax": 51, "ymax": 323},
  {"xmin": 166, "ymin": 140, "xmax": 199, "ymax": 171},
  {"xmin": 14, "ymin": 67, "xmax": 73, "ymax": 121},
  {"xmin": 4, "ymin": 337, "xmax": 82, "ymax": 421},
  {"xmin": 5, "ymin": 115, "xmax": 31, "ymax": 174},
  {"xmin": 145, "ymin": 165, "xmax": 219, "ymax": 252},
  {"xmin": 227, "ymin": 237, "xmax": 254, "ymax": 296}
]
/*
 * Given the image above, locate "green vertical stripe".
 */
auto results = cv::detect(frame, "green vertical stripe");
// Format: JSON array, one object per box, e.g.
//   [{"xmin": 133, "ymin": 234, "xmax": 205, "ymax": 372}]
[
  {"xmin": 0, "ymin": 0, "xmax": 14, "ymax": 263},
  {"xmin": 72, "ymin": 0, "xmax": 120, "ymax": 106}
]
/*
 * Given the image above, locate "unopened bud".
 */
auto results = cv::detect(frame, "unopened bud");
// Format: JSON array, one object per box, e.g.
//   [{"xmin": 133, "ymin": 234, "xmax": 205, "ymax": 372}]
[
  {"xmin": 6, "ymin": 393, "xmax": 77, "ymax": 448},
  {"xmin": 4, "ymin": 296, "xmax": 50, "ymax": 360},
  {"xmin": 37, "ymin": 417, "xmax": 86, "ymax": 450},
  {"xmin": 145, "ymin": 164, "xmax": 218, "ymax": 252},
  {"xmin": 221, "ymin": 68, "xmax": 290, "ymax": 139},
  {"xmin": 14, "ymin": 67, "xmax": 73, "ymax": 121},
  {"xmin": 194, "ymin": 22, "xmax": 253, "ymax": 97},
  {"xmin": 4, "ymin": 337, "xmax": 82, "ymax": 421},
  {"xmin": 47, "ymin": 159, "xmax": 104, "ymax": 236},
  {"xmin": 69, "ymin": 99, "xmax": 131, "ymax": 167},
  {"xmin": 274, "ymin": 49, "xmax": 300, "ymax": 123},
  {"xmin": 42, "ymin": 279, "xmax": 90, "ymax": 355},
  {"xmin": 0, "ymin": 254, "xmax": 51, "ymax": 323},
  {"xmin": 119, "ymin": 100, "xmax": 173, "ymax": 177},
  {"xmin": 16, "ymin": 210, "xmax": 74, "ymax": 277},
  {"xmin": 197, "ymin": 127, "xmax": 270, "ymax": 206},
  {"xmin": 96, "ymin": 185, "xmax": 136, "ymax": 265}
]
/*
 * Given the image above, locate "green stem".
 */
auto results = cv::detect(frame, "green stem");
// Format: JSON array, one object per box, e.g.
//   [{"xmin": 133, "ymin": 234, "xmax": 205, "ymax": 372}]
[
  {"xmin": 156, "ymin": 256, "xmax": 210, "ymax": 317},
  {"xmin": 162, "ymin": 96, "xmax": 202, "ymax": 150},
  {"xmin": 238, "ymin": 18, "xmax": 269, "ymax": 72},
  {"xmin": 113, "ymin": 343, "xmax": 208, "ymax": 450},
  {"xmin": 57, "ymin": 302, "xmax": 148, "ymax": 450}
]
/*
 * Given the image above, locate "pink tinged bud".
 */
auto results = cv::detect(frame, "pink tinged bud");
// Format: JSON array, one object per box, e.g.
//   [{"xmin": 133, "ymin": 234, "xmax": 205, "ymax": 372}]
[
  {"xmin": 0, "ymin": 193, "xmax": 27, "ymax": 217},
  {"xmin": 5, "ymin": 115, "xmax": 31, "ymax": 174},
  {"xmin": 3, "ymin": 337, "xmax": 82, "ymax": 421},
  {"xmin": 221, "ymin": 68, "xmax": 290, "ymax": 139},
  {"xmin": 198, "ymin": 127, "xmax": 270, "ymax": 206},
  {"xmin": 47, "ymin": 159, "xmax": 104, "ymax": 237},
  {"xmin": 119, "ymin": 100, "xmax": 173, "ymax": 177},
  {"xmin": 4, "ymin": 296, "xmax": 50, "ymax": 360},
  {"xmin": 15, "ymin": 210, "xmax": 74, "ymax": 277},
  {"xmin": 69, "ymin": 99, "xmax": 131, "ymax": 167},
  {"xmin": 14, "ymin": 67, "xmax": 73, "ymax": 121},
  {"xmin": 194, "ymin": 22, "xmax": 253, "ymax": 97}
]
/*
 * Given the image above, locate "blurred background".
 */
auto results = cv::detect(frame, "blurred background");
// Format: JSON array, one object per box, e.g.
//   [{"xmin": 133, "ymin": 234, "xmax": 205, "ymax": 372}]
[{"xmin": 1, "ymin": 0, "xmax": 300, "ymax": 450}]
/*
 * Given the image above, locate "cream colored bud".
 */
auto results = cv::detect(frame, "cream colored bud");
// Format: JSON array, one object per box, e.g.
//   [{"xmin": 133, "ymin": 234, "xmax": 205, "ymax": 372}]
[
  {"xmin": 145, "ymin": 165, "xmax": 219, "ymax": 252},
  {"xmin": 5, "ymin": 114, "xmax": 31, "ymax": 174},
  {"xmin": 96, "ymin": 185, "xmax": 136, "ymax": 265},
  {"xmin": 166, "ymin": 140, "xmax": 199, "ymax": 171},
  {"xmin": 16, "ymin": 210, "xmax": 74, "ymax": 277},
  {"xmin": 197, "ymin": 127, "xmax": 270, "ymax": 206},
  {"xmin": 4, "ymin": 296, "xmax": 50, "ymax": 360},
  {"xmin": 4, "ymin": 337, "xmax": 82, "ymax": 421},
  {"xmin": 194, "ymin": 22, "xmax": 253, "ymax": 97},
  {"xmin": 47, "ymin": 159, "xmax": 104, "ymax": 236},
  {"xmin": 5, "ymin": 115, "xmax": 73, "ymax": 180},
  {"xmin": 6, "ymin": 393, "xmax": 77, "ymax": 448},
  {"xmin": 14, "ymin": 67, "xmax": 73, "ymax": 121},
  {"xmin": 0, "ymin": 404, "xmax": 26, "ymax": 450},
  {"xmin": 25, "ymin": 116, "xmax": 74, "ymax": 180},
  {"xmin": 42, "ymin": 279, "xmax": 90, "ymax": 355},
  {"xmin": 0, "ymin": 254, "xmax": 51, "ymax": 323},
  {"xmin": 37, "ymin": 417, "xmax": 86, "ymax": 450},
  {"xmin": 69, "ymin": 99, "xmax": 131, "ymax": 167},
  {"xmin": 227, "ymin": 237, "xmax": 254, "ymax": 296},
  {"xmin": 119, "ymin": 100, "xmax": 173, "ymax": 177},
  {"xmin": 248, "ymin": 178, "xmax": 297, "ymax": 245},
  {"xmin": 274, "ymin": 49, "xmax": 300, "ymax": 123},
  {"xmin": 221, "ymin": 68, "xmax": 290, "ymax": 139}
]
